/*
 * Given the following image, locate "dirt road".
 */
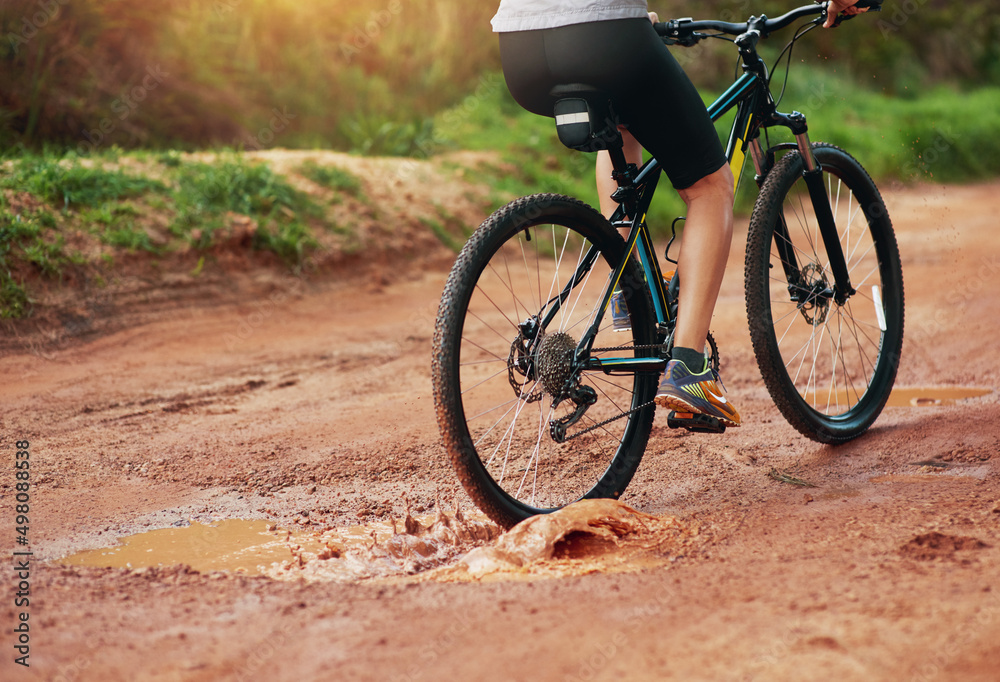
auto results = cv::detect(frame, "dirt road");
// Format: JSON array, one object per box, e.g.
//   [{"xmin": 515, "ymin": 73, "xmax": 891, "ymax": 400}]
[{"xmin": 2, "ymin": 179, "xmax": 999, "ymax": 681}]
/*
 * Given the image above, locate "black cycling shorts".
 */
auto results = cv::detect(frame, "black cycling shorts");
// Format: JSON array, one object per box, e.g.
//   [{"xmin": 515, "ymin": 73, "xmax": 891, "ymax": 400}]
[{"xmin": 498, "ymin": 18, "xmax": 727, "ymax": 190}]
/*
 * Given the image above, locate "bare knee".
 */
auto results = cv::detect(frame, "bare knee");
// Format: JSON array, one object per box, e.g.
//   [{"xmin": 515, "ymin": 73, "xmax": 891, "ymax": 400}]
[{"xmin": 677, "ymin": 165, "xmax": 734, "ymax": 207}]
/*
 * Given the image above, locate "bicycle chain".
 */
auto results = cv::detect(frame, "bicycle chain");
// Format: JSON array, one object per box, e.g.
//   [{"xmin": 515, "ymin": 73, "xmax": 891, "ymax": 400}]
[
  {"xmin": 549, "ymin": 344, "xmax": 666, "ymax": 441},
  {"xmin": 590, "ymin": 344, "xmax": 668, "ymax": 353},
  {"xmin": 554, "ymin": 398, "xmax": 658, "ymax": 442},
  {"xmin": 513, "ymin": 340, "xmax": 670, "ymax": 440},
  {"xmin": 549, "ymin": 334, "xmax": 721, "ymax": 441}
]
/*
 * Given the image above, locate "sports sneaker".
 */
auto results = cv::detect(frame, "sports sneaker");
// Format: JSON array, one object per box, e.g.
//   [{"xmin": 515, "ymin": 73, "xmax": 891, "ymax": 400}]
[
  {"xmin": 610, "ymin": 290, "xmax": 631, "ymax": 332},
  {"xmin": 654, "ymin": 359, "xmax": 741, "ymax": 427}
]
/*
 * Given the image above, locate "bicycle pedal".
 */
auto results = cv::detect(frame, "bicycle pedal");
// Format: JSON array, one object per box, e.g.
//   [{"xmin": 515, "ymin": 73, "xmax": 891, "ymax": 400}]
[{"xmin": 667, "ymin": 411, "xmax": 726, "ymax": 434}]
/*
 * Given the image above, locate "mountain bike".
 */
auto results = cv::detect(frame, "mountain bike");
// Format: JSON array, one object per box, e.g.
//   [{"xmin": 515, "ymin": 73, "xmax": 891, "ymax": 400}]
[{"xmin": 432, "ymin": 2, "xmax": 904, "ymax": 528}]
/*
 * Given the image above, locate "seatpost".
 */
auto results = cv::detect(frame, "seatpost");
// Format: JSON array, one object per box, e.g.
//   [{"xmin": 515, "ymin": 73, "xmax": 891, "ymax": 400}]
[{"xmin": 608, "ymin": 144, "xmax": 639, "ymax": 218}]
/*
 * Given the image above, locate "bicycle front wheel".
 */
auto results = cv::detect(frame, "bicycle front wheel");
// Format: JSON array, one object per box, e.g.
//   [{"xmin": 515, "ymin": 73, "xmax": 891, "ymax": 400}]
[
  {"xmin": 745, "ymin": 143, "xmax": 904, "ymax": 443},
  {"xmin": 432, "ymin": 194, "xmax": 659, "ymax": 528}
]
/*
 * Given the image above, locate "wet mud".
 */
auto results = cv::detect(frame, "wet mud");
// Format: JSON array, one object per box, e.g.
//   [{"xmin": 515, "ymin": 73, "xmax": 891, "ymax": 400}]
[{"xmin": 4, "ymin": 178, "xmax": 1000, "ymax": 681}]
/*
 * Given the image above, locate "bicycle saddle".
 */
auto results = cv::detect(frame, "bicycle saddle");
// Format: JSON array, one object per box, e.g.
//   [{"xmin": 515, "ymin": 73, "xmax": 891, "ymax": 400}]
[{"xmin": 549, "ymin": 84, "xmax": 623, "ymax": 153}]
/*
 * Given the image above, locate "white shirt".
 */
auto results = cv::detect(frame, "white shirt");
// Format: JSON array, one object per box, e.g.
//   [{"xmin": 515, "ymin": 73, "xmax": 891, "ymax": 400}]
[{"xmin": 491, "ymin": 0, "xmax": 649, "ymax": 32}]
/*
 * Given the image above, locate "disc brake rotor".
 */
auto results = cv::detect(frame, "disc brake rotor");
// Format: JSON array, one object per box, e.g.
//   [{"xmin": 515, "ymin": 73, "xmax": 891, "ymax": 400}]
[{"xmin": 799, "ymin": 262, "xmax": 831, "ymax": 326}]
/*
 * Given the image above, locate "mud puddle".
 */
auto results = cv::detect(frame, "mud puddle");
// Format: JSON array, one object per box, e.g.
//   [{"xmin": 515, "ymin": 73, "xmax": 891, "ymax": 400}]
[
  {"xmin": 59, "ymin": 519, "xmax": 286, "ymax": 575},
  {"xmin": 57, "ymin": 500, "xmax": 703, "ymax": 583},
  {"xmin": 803, "ymin": 386, "xmax": 992, "ymax": 409},
  {"xmin": 870, "ymin": 474, "xmax": 983, "ymax": 484},
  {"xmin": 58, "ymin": 506, "xmax": 500, "ymax": 581},
  {"xmin": 887, "ymin": 387, "xmax": 993, "ymax": 407}
]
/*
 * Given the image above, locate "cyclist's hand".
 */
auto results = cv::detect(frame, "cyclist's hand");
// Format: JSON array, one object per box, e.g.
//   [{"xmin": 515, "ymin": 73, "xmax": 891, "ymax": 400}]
[
  {"xmin": 647, "ymin": 11, "xmax": 659, "ymax": 23},
  {"xmin": 823, "ymin": 0, "xmax": 867, "ymax": 28}
]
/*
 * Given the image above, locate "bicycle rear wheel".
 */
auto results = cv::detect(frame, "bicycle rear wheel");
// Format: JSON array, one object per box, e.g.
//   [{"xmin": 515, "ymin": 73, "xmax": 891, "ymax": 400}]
[
  {"xmin": 432, "ymin": 194, "xmax": 659, "ymax": 528},
  {"xmin": 745, "ymin": 143, "xmax": 904, "ymax": 443}
]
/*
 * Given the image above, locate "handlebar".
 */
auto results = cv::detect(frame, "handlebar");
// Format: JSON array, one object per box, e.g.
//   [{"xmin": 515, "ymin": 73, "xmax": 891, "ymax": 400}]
[{"xmin": 654, "ymin": 1, "xmax": 881, "ymax": 45}]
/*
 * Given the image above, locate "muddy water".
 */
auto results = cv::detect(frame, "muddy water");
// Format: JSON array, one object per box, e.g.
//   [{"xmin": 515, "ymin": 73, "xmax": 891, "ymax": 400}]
[
  {"xmin": 59, "ymin": 508, "xmax": 499, "ymax": 581},
  {"xmin": 886, "ymin": 387, "xmax": 993, "ymax": 407},
  {"xmin": 57, "ymin": 500, "xmax": 699, "ymax": 583},
  {"xmin": 60, "ymin": 520, "xmax": 287, "ymax": 575},
  {"xmin": 804, "ymin": 386, "xmax": 992, "ymax": 408}
]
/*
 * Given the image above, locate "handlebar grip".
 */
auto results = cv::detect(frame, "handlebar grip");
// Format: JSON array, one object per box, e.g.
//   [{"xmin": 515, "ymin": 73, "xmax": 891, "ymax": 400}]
[{"xmin": 826, "ymin": 0, "xmax": 882, "ymax": 28}]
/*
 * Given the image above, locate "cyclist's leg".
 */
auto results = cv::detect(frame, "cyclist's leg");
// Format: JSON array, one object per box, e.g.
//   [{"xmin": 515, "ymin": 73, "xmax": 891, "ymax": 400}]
[
  {"xmin": 595, "ymin": 23, "xmax": 740, "ymax": 423},
  {"xmin": 596, "ymin": 24, "xmax": 733, "ymax": 349},
  {"xmin": 673, "ymin": 165, "xmax": 734, "ymax": 355}
]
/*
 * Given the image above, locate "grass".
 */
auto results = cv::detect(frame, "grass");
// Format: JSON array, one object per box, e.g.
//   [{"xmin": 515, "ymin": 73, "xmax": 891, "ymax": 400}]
[
  {"xmin": 0, "ymin": 269, "xmax": 30, "ymax": 318},
  {"xmin": 252, "ymin": 220, "xmax": 318, "ymax": 265},
  {"xmin": 0, "ymin": 157, "xmax": 166, "ymax": 208},
  {"xmin": 340, "ymin": 115, "xmax": 439, "ymax": 157},
  {"xmin": 169, "ymin": 156, "xmax": 321, "ymax": 265},
  {"xmin": 173, "ymin": 157, "xmax": 313, "ymax": 217},
  {"xmin": 420, "ymin": 217, "xmax": 463, "ymax": 254},
  {"xmin": 100, "ymin": 225, "xmax": 158, "ymax": 252},
  {"xmin": 0, "ymin": 206, "xmax": 63, "ymax": 316},
  {"xmin": 0, "ymin": 152, "xmax": 334, "ymax": 316},
  {"xmin": 768, "ymin": 468, "xmax": 818, "ymax": 488},
  {"xmin": 296, "ymin": 161, "xmax": 363, "ymax": 198},
  {"xmin": 436, "ymin": 68, "xmax": 1000, "ymax": 235}
]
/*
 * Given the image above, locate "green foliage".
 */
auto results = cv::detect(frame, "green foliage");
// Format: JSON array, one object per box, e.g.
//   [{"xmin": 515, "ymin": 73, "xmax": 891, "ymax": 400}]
[
  {"xmin": 0, "ymin": 157, "xmax": 165, "ymax": 207},
  {"xmin": 0, "ymin": 0, "xmax": 499, "ymax": 151},
  {"xmin": 173, "ymin": 158, "xmax": 310, "ymax": 216},
  {"xmin": 0, "ymin": 207, "xmax": 58, "ymax": 317},
  {"xmin": 2, "ymin": 0, "xmax": 998, "ymax": 162},
  {"xmin": 100, "ymin": 225, "xmax": 157, "ymax": 252},
  {"xmin": 647, "ymin": 0, "xmax": 1000, "ymax": 94},
  {"xmin": 170, "ymin": 156, "xmax": 319, "ymax": 265},
  {"xmin": 0, "ymin": 269, "xmax": 30, "ymax": 319},
  {"xmin": 760, "ymin": 67, "xmax": 1000, "ymax": 183},
  {"xmin": 21, "ymin": 234, "xmax": 66, "ymax": 276},
  {"xmin": 341, "ymin": 115, "xmax": 438, "ymax": 158},
  {"xmin": 252, "ymin": 220, "xmax": 317, "ymax": 266},
  {"xmin": 297, "ymin": 161, "xmax": 363, "ymax": 197},
  {"xmin": 438, "ymin": 66, "xmax": 1000, "ymax": 234},
  {"xmin": 158, "ymin": 151, "xmax": 184, "ymax": 167}
]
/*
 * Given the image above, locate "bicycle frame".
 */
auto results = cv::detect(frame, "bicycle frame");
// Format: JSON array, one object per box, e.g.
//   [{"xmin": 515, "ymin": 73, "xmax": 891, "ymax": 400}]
[{"xmin": 541, "ymin": 11, "xmax": 858, "ymax": 380}]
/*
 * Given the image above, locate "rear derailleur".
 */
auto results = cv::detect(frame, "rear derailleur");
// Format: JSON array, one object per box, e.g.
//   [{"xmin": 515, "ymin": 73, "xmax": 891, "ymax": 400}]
[{"xmin": 549, "ymin": 383, "xmax": 597, "ymax": 443}]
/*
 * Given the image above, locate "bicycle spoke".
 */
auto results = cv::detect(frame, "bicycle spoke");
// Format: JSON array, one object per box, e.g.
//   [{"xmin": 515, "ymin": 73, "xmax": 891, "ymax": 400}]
[
  {"xmin": 762, "ymin": 159, "xmax": 894, "ymax": 419},
  {"xmin": 440, "ymin": 202, "xmax": 655, "ymax": 517}
]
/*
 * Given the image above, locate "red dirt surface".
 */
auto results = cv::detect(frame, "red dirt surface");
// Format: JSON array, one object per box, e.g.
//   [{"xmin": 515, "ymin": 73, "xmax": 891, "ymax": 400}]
[{"xmin": 2, "ymin": 178, "xmax": 999, "ymax": 681}]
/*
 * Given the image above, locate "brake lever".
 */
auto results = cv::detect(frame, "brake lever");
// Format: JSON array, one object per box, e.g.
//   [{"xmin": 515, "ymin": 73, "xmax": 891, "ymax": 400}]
[{"xmin": 656, "ymin": 18, "xmax": 704, "ymax": 47}]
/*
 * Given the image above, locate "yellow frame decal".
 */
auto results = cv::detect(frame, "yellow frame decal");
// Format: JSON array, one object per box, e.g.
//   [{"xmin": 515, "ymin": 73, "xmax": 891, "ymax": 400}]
[{"xmin": 729, "ymin": 115, "xmax": 754, "ymax": 192}]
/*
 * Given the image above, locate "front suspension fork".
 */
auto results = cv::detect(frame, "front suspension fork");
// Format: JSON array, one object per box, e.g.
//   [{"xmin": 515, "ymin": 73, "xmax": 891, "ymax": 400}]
[{"xmin": 795, "ymin": 130, "xmax": 855, "ymax": 305}]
